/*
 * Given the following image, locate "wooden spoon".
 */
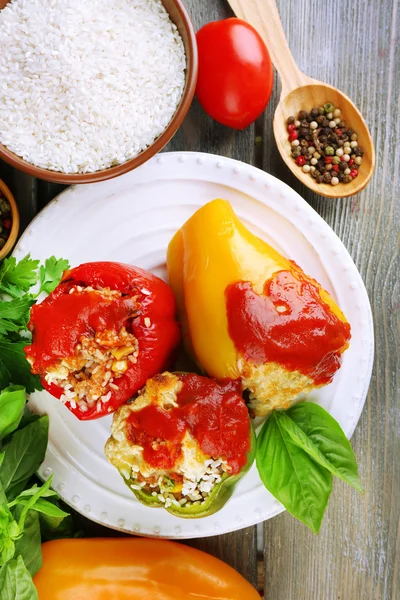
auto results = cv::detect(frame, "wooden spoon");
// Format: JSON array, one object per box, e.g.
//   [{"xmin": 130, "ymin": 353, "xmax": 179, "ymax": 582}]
[{"xmin": 227, "ymin": 0, "xmax": 375, "ymax": 199}]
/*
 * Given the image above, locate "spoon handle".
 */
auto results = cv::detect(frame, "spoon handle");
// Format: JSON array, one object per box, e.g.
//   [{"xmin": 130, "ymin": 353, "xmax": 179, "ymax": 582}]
[{"xmin": 226, "ymin": 0, "xmax": 310, "ymax": 96}]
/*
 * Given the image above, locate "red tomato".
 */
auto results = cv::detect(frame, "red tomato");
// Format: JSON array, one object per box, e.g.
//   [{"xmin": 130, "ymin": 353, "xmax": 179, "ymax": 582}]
[{"xmin": 196, "ymin": 18, "xmax": 274, "ymax": 130}]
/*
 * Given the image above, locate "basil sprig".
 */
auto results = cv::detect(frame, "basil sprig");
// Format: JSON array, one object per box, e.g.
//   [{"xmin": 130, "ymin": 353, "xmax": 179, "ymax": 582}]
[
  {"xmin": 0, "ymin": 556, "xmax": 38, "ymax": 600},
  {"xmin": 0, "ymin": 387, "xmax": 72, "ymax": 598},
  {"xmin": 256, "ymin": 401, "xmax": 362, "ymax": 533}
]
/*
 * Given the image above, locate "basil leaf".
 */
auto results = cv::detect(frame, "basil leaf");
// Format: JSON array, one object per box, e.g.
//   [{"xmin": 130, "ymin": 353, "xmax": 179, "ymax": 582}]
[
  {"xmin": 257, "ymin": 412, "xmax": 332, "ymax": 534},
  {"xmin": 17, "ymin": 410, "xmax": 41, "ymax": 432},
  {"xmin": 0, "ymin": 386, "xmax": 25, "ymax": 395},
  {"xmin": 0, "ymin": 485, "xmax": 6, "ymax": 507},
  {"xmin": 0, "ymin": 539, "xmax": 15, "ymax": 569},
  {"xmin": 12, "ymin": 508, "xmax": 42, "ymax": 577},
  {"xmin": 29, "ymin": 499, "xmax": 69, "ymax": 525},
  {"xmin": 11, "ymin": 486, "xmax": 58, "ymax": 501},
  {"xmin": 0, "ymin": 555, "xmax": 38, "ymax": 600},
  {"xmin": 0, "ymin": 505, "xmax": 21, "ymax": 567},
  {"xmin": 0, "ymin": 389, "xmax": 26, "ymax": 441},
  {"xmin": 4, "ymin": 481, "xmax": 32, "ymax": 504},
  {"xmin": 0, "ymin": 417, "xmax": 48, "ymax": 494},
  {"xmin": 16, "ymin": 478, "xmax": 53, "ymax": 530},
  {"xmin": 40, "ymin": 516, "xmax": 75, "ymax": 541},
  {"xmin": 281, "ymin": 403, "xmax": 363, "ymax": 493},
  {"xmin": 39, "ymin": 497, "xmax": 75, "ymax": 541}
]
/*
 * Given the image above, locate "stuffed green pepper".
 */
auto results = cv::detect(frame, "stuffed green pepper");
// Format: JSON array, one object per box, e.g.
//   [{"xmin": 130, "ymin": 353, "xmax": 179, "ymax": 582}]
[{"xmin": 105, "ymin": 372, "xmax": 255, "ymax": 518}]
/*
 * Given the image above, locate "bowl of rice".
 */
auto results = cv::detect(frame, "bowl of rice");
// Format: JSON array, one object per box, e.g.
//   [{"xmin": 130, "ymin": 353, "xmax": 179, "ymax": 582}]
[{"xmin": 0, "ymin": 0, "xmax": 197, "ymax": 183}]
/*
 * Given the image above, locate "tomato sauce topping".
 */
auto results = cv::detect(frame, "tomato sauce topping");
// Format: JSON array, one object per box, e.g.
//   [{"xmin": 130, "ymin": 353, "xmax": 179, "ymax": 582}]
[
  {"xmin": 26, "ymin": 282, "xmax": 137, "ymax": 371},
  {"xmin": 225, "ymin": 270, "xmax": 351, "ymax": 385},
  {"xmin": 126, "ymin": 374, "xmax": 250, "ymax": 474}
]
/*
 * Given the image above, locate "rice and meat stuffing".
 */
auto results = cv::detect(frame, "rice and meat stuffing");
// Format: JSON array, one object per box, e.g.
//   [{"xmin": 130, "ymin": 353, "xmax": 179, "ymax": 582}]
[
  {"xmin": 105, "ymin": 372, "xmax": 251, "ymax": 510},
  {"xmin": 27, "ymin": 285, "xmax": 140, "ymax": 414}
]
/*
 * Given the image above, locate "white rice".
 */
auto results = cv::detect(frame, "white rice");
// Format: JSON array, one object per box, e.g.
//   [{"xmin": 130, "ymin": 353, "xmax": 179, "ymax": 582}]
[
  {"xmin": 0, "ymin": 0, "xmax": 186, "ymax": 173},
  {"xmin": 132, "ymin": 459, "xmax": 231, "ymax": 510}
]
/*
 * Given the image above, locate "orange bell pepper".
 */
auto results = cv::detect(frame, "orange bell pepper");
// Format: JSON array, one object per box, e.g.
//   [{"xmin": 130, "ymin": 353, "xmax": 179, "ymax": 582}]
[
  {"xmin": 33, "ymin": 538, "xmax": 260, "ymax": 600},
  {"xmin": 167, "ymin": 199, "xmax": 350, "ymax": 416}
]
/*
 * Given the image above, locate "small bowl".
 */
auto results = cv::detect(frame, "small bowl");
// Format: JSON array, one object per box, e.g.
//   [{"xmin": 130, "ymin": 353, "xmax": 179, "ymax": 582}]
[
  {"xmin": 0, "ymin": 179, "xmax": 20, "ymax": 260},
  {"xmin": 0, "ymin": 0, "xmax": 198, "ymax": 184}
]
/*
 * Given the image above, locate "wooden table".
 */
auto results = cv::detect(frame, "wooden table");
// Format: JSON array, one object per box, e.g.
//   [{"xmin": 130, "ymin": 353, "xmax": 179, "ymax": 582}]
[{"xmin": 1, "ymin": 0, "xmax": 399, "ymax": 597}]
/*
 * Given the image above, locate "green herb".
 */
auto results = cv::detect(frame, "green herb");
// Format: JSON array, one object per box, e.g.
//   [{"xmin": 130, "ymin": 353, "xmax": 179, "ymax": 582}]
[
  {"xmin": 38, "ymin": 257, "xmax": 70, "ymax": 296},
  {"xmin": 0, "ymin": 417, "xmax": 49, "ymax": 496},
  {"xmin": 0, "ymin": 555, "xmax": 38, "ymax": 600},
  {"xmin": 0, "ymin": 254, "xmax": 72, "ymax": 593},
  {"xmin": 16, "ymin": 411, "xmax": 41, "ymax": 432},
  {"xmin": 8, "ymin": 477, "xmax": 68, "ymax": 528},
  {"xmin": 0, "ymin": 256, "xmax": 40, "ymax": 296},
  {"xmin": 0, "ymin": 341, "xmax": 39, "ymax": 395},
  {"xmin": 38, "ymin": 496, "xmax": 78, "ymax": 541},
  {"xmin": 0, "ymin": 388, "xmax": 26, "ymax": 440},
  {"xmin": 278, "ymin": 403, "xmax": 363, "ymax": 492},
  {"xmin": 256, "ymin": 401, "xmax": 362, "ymax": 533},
  {"xmin": 0, "ymin": 254, "xmax": 69, "ymax": 392},
  {"xmin": 12, "ymin": 509, "xmax": 41, "ymax": 577},
  {"xmin": 0, "ymin": 385, "xmax": 71, "ymax": 596},
  {"xmin": 25, "ymin": 498, "xmax": 68, "ymax": 524},
  {"xmin": 0, "ymin": 505, "xmax": 21, "ymax": 567},
  {"xmin": 8, "ymin": 486, "xmax": 58, "ymax": 501},
  {"xmin": 0, "ymin": 299, "xmax": 33, "ymax": 333},
  {"xmin": 257, "ymin": 410, "xmax": 332, "ymax": 534}
]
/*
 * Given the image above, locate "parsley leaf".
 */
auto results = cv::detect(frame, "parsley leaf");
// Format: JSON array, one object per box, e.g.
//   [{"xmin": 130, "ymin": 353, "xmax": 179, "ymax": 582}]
[
  {"xmin": 0, "ymin": 298, "xmax": 32, "ymax": 323},
  {"xmin": 0, "ymin": 298, "xmax": 34, "ymax": 336},
  {"xmin": 0, "ymin": 256, "xmax": 39, "ymax": 294},
  {"xmin": 0, "ymin": 340, "xmax": 41, "ymax": 394},
  {"xmin": 38, "ymin": 257, "xmax": 69, "ymax": 295},
  {"xmin": 0, "ymin": 255, "xmax": 69, "ymax": 390}
]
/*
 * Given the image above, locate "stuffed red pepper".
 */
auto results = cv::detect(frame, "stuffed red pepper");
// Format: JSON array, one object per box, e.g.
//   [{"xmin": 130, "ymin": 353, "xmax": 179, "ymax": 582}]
[{"xmin": 25, "ymin": 262, "xmax": 180, "ymax": 420}]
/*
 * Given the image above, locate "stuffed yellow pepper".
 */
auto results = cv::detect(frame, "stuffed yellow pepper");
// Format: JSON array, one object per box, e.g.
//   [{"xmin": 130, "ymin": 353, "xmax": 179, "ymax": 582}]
[{"xmin": 167, "ymin": 199, "xmax": 351, "ymax": 416}]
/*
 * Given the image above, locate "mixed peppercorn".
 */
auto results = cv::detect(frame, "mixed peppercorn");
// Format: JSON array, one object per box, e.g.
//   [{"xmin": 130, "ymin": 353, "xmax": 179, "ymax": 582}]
[
  {"xmin": 0, "ymin": 191, "xmax": 12, "ymax": 250},
  {"xmin": 287, "ymin": 103, "xmax": 364, "ymax": 185}
]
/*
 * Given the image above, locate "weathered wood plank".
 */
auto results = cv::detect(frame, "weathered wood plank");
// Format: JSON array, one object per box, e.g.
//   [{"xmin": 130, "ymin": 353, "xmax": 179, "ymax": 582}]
[
  {"xmin": 37, "ymin": 181, "xmax": 67, "ymax": 211},
  {"xmin": 186, "ymin": 528, "xmax": 259, "ymax": 586},
  {"xmin": 262, "ymin": 1, "xmax": 399, "ymax": 599}
]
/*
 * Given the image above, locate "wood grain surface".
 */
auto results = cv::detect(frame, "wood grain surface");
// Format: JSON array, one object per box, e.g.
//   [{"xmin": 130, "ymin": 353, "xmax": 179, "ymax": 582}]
[
  {"xmin": 0, "ymin": 0, "xmax": 399, "ymax": 598},
  {"xmin": 260, "ymin": 1, "xmax": 400, "ymax": 599}
]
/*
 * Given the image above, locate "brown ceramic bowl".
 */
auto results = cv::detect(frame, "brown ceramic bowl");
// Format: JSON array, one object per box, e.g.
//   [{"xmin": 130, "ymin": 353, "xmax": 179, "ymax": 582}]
[
  {"xmin": 0, "ymin": 0, "xmax": 198, "ymax": 184},
  {"xmin": 0, "ymin": 179, "xmax": 20, "ymax": 260}
]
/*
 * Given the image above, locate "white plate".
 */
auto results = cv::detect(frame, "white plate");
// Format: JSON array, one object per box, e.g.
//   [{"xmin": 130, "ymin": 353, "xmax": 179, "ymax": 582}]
[{"xmin": 14, "ymin": 152, "xmax": 374, "ymax": 539}]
